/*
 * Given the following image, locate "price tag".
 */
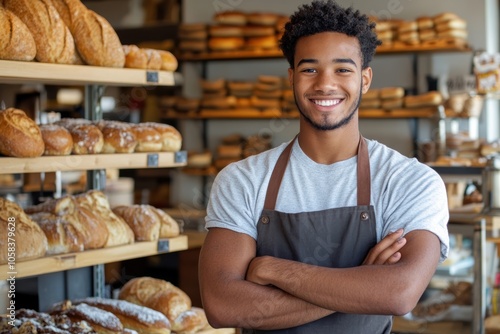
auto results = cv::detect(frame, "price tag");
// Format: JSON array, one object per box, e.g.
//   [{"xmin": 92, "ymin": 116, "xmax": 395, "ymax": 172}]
[
  {"xmin": 147, "ymin": 154, "xmax": 159, "ymax": 167},
  {"xmin": 146, "ymin": 71, "xmax": 159, "ymax": 83},
  {"xmin": 157, "ymin": 239, "xmax": 170, "ymax": 252},
  {"xmin": 175, "ymin": 151, "xmax": 187, "ymax": 164}
]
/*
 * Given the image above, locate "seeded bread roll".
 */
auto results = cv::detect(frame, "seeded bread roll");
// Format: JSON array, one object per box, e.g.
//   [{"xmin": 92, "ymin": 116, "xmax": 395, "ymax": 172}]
[
  {"xmin": 0, "ymin": 6, "xmax": 36, "ymax": 61},
  {"xmin": 0, "ymin": 108, "xmax": 44, "ymax": 157},
  {"xmin": 39, "ymin": 124, "xmax": 73, "ymax": 156},
  {"xmin": 4, "ymin": 0, "xmax": 77, "ymax": 64}
]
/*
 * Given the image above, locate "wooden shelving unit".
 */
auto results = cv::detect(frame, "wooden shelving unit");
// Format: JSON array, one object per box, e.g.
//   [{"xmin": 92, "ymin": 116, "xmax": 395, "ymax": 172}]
[{"xmin": 0, "ymin": 236, "xmax": 188, "ymax": 280}]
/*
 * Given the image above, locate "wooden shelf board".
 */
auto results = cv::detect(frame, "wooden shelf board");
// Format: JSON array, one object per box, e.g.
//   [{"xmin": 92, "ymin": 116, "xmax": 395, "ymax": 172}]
[
  {"xmin": 0, "ymin": 235, "xmax": 188, "ymax": 280},
  {"xmin": 392, "ymin": 316, "xmax": 471, "ymax": 334},
  {"xmin": 0, "ymin": 151, "xmax": 187, "ymax": 174},
  {"xmin": 359, "ymin": 107, "xmax": 438, "ymax": 118},
  {"xmin": 0, "ymin": 60, "xmax": 177, "ymax": 86},
  {"xmin": 198, "ymin": 108, "xmax": 286, "ymax": 119}
]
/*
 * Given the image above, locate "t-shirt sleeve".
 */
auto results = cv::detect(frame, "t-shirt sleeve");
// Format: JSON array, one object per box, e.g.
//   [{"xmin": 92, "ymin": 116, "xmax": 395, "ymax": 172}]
[
  {"xmin": 381, "ymin": 161, "xmax": 450, "ymax": 263},
  {"xmin": 205, "ymin": 163, "xmax": 258, "ymax": 239}
]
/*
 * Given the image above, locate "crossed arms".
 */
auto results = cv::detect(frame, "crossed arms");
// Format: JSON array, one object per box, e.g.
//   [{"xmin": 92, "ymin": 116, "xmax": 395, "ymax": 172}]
[{"xmin": 199, "ymin": 227, "xmax": 441, "ymax": 330}]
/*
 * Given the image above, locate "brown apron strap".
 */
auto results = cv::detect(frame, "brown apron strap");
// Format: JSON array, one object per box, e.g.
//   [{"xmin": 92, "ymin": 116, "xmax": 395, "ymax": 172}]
[
  {"xmin": 263, "ymin": 135, "xmax": 371, "ymax": 210},
  {"xmin": 357, "ymin": 137, "xmax": 371, "ymax": 206},
  {"xmin": 263, "ymin": 137, "xmax": 296, "ymax": 210}
]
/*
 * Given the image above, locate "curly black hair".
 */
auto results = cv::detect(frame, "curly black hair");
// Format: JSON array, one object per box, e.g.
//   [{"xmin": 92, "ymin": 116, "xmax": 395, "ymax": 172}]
[{"xmin": 279, "ymin": 0, "xmax": 381, "ymax": 69}]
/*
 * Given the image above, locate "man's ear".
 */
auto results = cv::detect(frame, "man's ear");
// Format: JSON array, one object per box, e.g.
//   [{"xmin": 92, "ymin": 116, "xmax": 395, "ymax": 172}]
[
  {"xmin": 361, "ymin": 67, "xmax": 373, "ymax": 94},
  {"xmin": 288, "ymin": 68, "xmax": 293, "ymax": 87}
]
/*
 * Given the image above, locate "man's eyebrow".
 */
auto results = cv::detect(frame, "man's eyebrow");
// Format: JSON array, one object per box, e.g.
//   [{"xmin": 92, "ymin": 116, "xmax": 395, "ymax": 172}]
[{"xmin": 296, "ymin": 58, "xmax": 357, "ymax": 68}]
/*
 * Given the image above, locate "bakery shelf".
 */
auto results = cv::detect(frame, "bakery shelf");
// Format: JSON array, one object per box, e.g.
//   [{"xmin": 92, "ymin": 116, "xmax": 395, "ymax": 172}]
[
  {"xmin": 0, "ymin": 60, "xmax": 179, "ymax": 87},
  {"xmin": 178, "ymin": 44, "xmax": 471, "ymax": 62},
  {"xmin": 359, "ymin": 107, "xmax": 439, "ymax": 118},
  {"xmin": 0, "ymin": 151, "xmax": 187, "ymax": 174},
  {"xmin": 0, "ymin": 235, "xmax": 188, "ymax": 280}
]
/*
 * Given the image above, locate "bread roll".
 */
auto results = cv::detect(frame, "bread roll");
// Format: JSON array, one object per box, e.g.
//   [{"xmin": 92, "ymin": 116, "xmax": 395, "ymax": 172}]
[
  {"xmin": 123, "ymin": 44, "xmax": 148, "ymax": 69},
  {"xmin": 379, "ymin": 87, "xmax": 405, "ymax": 99},
  {"xmin": 404, "ymin": 91, "xmax": 443, "ymax": 108},
  {"xmin": 153, "ymin": 208, "xmax": 180, "ymax": 238},
  {"xmin": 29, "ymin": 211, "xmax": 85, "ymax": 255},
  {"xmin": 95, "ymin": 120, "xmax": 137, "ymax": 154},
  {"xmin": 4, "ymin": 0, "xmax": 76, "ymax": 64},
  {"xmin": 246, "ymin": 35, "xmax": 277, "ymax": 50},
  {"xmin": 132, "ymin": 124, "xmax": 162, "ymax": 152},
  {"xmin": 242, "ymin": 25, "xmax": 275, "ymax": 37},
  {"xmin": 0, "ymin": 108, "xmax": 45, "ymax": 157},
  {"xmin": 140, "ymin": 122, "xmax": 182, "ymax": 152},
  {"xmin": 213, "ymin": 10, "xmax": 247, "ymax": 26},
  {"xmin": 0, "ymin": 6, "xmax": 36, "ymax": 61},
  {"xmin": 39, "ymin": 124, "xmax": 73, "ymax": 156},
  {"xmin": 158, "ymin": 50, "xmax": 178, "ymax": 72},
  {"xmin": 75, "ymin": 190, "xmax": 134, "ymax": 247},
  {"xmin": 143, "ymin": 48, "xmax": 162, "ymax": 70},
  {"xmin": 50, "ymin": 0, "xmax": 125, "ymax": 67},
  {"xmin": 0, "ymin": 197, "xmax": 48, "ymax": 264},
  {"xmin": 171, "ymin": 308, "xmax": 209, "ymax": 334},
  {"xmin": 74, "ymin": 297, "xmax": 172, "ymax": 334},
  {"xmin": 119, "ymin": 277, "xmax": 191, "ymax": 324},
  {"xmin": 246, "ymin": 12, "xmax": 279, "ymax": 26},
  {"xmin": 208, "ymin": 25, "xmax": 243, "ymax": 37},
  {"xmin": 55, "ymin": 119, "xmax": 104, "ymax": 155},
  {"xmin": 208, "ymin": 37, "xmax": 244, "ymax": 51}
]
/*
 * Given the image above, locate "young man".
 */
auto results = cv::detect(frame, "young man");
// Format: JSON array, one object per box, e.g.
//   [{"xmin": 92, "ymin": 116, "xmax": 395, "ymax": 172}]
[{"xmin": 199, "ymin": 1, "xmax": 449, "ymax": 333}]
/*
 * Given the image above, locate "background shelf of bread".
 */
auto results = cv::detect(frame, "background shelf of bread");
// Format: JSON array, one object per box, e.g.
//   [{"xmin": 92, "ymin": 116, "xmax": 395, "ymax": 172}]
[
  {"xmin": 0, "ymin": 189, "xmax": 188, "ymax": 280},
  {"xmin": 176, "ymin": 10, "xmax": 469, "ymax": 61},
  {"xmin": 0, "ymin": 0, "xmax": 178, "ymax": 74},
  {"xmin": 372, "ymin": 12, "xmax": 469, "ymax": 51},
  {"xmin": 2, "ymin": 276, "xmax": 234, "ymax": 334}
]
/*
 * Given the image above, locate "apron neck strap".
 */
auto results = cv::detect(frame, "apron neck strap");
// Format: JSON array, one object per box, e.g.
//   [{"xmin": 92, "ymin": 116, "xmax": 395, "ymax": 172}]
[{"xmin": 263, "ymin": 134, "xmax": 371, "ymax": 210}]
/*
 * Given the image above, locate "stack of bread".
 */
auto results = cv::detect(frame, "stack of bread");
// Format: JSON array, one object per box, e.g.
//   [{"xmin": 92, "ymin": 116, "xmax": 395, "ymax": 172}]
[
  {"xmin": 0, "ymin": 0, "xmax": 178, "ymax": 71},
  {"xmin": 178, "ymin": 24, "xmax": 208, "ymax": 54},
  {"xmin": 0, "ymin": 109, "xmax": 183, "ymax": 157},
  {"xmin": 360, "ymin": 87, "xmax": 405, "ymax": 110},
  {"xmin": 372, "ymin": 12, "xmax": 468, "ymax": 49},
  {"xmin": 215, "ymin": 134, "xmax": 244, "ymax": 170},
  {"xmin": 200, "ymin": 78, "xmax": 237, "ymax": 110},
  {"xmin": 250, "ymin": 75, "xmax": 282, "ymax": 109},
  {"xmin": 119, "ymin": 276, "xmax": 210, "ymax": 333}
]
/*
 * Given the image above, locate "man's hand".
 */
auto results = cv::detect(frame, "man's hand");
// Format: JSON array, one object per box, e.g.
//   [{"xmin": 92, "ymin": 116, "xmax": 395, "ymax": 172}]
[{"xmin": 362, "ymin": 228, "xmax": 406, "ymax": 265}]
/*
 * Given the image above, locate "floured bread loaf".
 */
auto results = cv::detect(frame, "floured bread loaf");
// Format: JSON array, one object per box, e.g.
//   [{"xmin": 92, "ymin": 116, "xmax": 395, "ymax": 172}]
[
  {"xmin": 0, "ymin": 197, "xmax": 47, "ymax": 264},
  {"xmin": 119, "ymin": 277, "xmax": 191, "ymax": 324},
  {"xmin": 171, "ymin": 307, "xmax": 209, "ymax": 334},
  {"xmin": 140, "ymin": 122, "xmax": 182, "ymax": 152}
]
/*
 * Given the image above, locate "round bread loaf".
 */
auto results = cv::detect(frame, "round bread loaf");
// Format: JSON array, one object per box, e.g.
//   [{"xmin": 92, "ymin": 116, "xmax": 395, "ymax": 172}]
[
  {"xmin": 208, "ymin": 37, "xmax": 245, "ymax": 51},
  {"xmin": 213, "ymin": 10, "xmax": 247, "ymax": 26},
  {"xmin": 0, "ymin": 108, "xmax": 44, "ymax": 157},
  {"xmin": 123, "ymin": 44, "xmax": 148, "ymax": 69},
  {"xmin": 132, "ymin": 124, "xmax": 162, "ymax": 152},
  {"xmin": 146, "ymin": 122, "xmax": 182, "ymax": 153},
  {"xmin": 95, "ymin": 120, "xmax": 137, "ymax": 154},
  {"xmin": 39, "ymin": 124, "xmax": 73, "ymax": 156},
  {"xmin": 246, "ymin": 12, "xmax": 279, "ymax": 26},
  {"xmin": 158, "ymin": 50, "xmax": 178, "ymax": 72}
]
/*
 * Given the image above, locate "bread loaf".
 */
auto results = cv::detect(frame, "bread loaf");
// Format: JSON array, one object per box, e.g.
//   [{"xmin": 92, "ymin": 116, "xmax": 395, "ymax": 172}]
[
  {"xmin": 0, "ymin": 107, "xmax": 45, "ymax": 157},
  {"xmin": 29, "ymin": 211, "xmax": 85, "ymax": 254},
  {"xmin": 171, "ymin": 307, "xmax": 209, "ymax": 334},
  {"xmin": 119, "ymin": 277, "xmax": 191, "ymax": 324},
  {"xmin": 49, "ymin": 0, "xmax": 125, "ymax": 67},
  {"xmin": 0, "ymin": 6, "xmax": 36, "ymax": 61},
  {"xmin": 25, "ymin": 195, "xmax": 109, "ymax": 250},
  {"xmin": 158, "ymin": 50, "xmax": 178, "ymax": 72},
  {"xmin": 4, "ymin": 0, "xmax": 76, "ymax": 64},
  {"xmin": 123, "ymin": 44, "xmax": 148, "ymax": 69},
  {"xmin": 140, "ymin": 122, "xmax": 182, "ymax": 152},
  {"xmin": 52, "ymin": 302, "xmax": 125, "ymax": 334},
  {"xmin": 39, "ymin": 124, "xmax": 73, "ymax": 156},
  {"xmin": 55, "ymin": 119, "xmax": 104, "ymax": 154},
  {"xmin": 404, "ymin": 91, "xmax": 443, "ymax": 108},
  {"xmin": 75, "ymin": 190, "xmax": 134, "ymax": 247},
  {"xmin": 74, "ymin": 297, "xmax": 172, "ymax": 334},
  {"xmin": 95, "ymin": 120, "xmax": 137, "ymax": 154},
  {"xmin": 132, "ymin": 124, "xmax": 162, "ymax": 152},
  {"xmin": 0, "ymin": 197, "xmax": 48, "ymax": 264}
]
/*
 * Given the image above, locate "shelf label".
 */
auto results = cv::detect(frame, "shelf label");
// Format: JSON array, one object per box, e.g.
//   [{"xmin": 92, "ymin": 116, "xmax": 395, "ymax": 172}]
[
  {"xmin": 157, "ymin": 239, "xmax": 170, "ymax": 252},
  {"xmin": 175, "ymin": 151, "xmax": 187, "ymax": 164},
  {"xmin": 147, "ymin": 154, "xmax": 159, "ymax": 167},
  {"xmin": 146, "ymin": 71, "xmax": 159, "ymax": 83}
]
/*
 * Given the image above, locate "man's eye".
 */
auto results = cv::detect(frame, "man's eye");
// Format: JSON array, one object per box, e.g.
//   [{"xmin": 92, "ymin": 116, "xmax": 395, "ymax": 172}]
[
  {"xmin": 338, "ymin": 68, "xmax": 353, "ymax": 73},
  {"xmin": 301, "ymin": 68, "xmax": 316, "ymax": 73}
]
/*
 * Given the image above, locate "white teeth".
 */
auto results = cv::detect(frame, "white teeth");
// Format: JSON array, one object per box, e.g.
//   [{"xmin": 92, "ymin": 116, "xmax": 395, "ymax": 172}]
[{"xmin": 312, "ymin": 99, "xmax": 340, "ymax": 106}]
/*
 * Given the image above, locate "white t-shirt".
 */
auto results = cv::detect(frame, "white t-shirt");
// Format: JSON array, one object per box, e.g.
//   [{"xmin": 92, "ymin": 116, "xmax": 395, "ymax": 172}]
[{"xmin": 205, "ymin": 138, "xmax": 449, "ymax": 262}]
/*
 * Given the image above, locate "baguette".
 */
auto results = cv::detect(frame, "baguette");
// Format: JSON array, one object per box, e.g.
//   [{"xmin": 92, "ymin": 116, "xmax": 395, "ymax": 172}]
[
  {"xmin": 0, "ymin": 6, "xmax": 36, "ymax": 61},
  {"xmin": 4, "ymin": 0, "xmax": 76, "ymax": 64}
]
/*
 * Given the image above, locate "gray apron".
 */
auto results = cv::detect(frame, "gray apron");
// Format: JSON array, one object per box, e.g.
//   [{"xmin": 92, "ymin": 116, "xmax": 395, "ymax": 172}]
[{"xmin": 252, "ymin": 136, "xmax": 392, "ymax": 333}]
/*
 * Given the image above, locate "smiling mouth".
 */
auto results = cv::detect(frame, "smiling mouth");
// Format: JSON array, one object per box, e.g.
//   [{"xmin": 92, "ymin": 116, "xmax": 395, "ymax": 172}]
[{"xmin": 311, "ymin": 99, "xmax": 342, "ymax": 107}]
